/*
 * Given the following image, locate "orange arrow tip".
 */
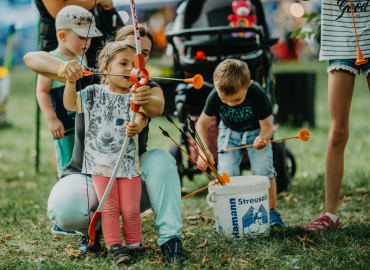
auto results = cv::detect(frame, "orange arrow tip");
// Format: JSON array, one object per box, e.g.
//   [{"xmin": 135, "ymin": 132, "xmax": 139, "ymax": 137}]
[
  {"xmin": 299, "ymin": 129, "xmax": 310, "ymax": 142},
  {"xmin": 184, "ymin": 74, "xmax": 203, "ymax": 89},
  {"xmin": 221, "ymin": 172, "xmax": 230, "ymax": 184},
  {"xmin": 355, "ymin": 47, "xmax": 368, "ymax": 65}
]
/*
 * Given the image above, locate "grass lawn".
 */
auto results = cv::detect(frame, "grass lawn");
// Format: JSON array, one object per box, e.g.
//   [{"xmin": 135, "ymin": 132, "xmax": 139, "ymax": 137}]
[{"xmin": 1, "ymin": 61, "xmax": 370, "ymax": 269}]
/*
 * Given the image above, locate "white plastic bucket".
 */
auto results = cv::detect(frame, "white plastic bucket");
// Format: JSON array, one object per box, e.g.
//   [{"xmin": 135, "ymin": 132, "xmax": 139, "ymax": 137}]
[{"xmin": 207, "ymin": 176, "xmax": 270, "ymax": 238}]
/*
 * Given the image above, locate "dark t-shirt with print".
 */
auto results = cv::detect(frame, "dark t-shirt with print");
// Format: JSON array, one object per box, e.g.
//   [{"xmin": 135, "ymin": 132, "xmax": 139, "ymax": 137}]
[
  {"xmin": 203, "ymin": 82, "xmax": 272, "ymax": 132},
  {"xmin": 62, "ymin": 67, "xmax": 160, "ymax": 178}
]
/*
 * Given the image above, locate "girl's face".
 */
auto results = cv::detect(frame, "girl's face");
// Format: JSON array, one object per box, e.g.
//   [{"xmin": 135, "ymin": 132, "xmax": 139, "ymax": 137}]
[
  {"xmin": 63, "ymin": 30, "xmax": 91, "ymax": 56},
  {"xmin": 124, "ymin": 35, "xmax": 152, "ymax": 63},
  {"xmin": 104, "ymin": 49, "xmax": 136, "ymax": 89}
]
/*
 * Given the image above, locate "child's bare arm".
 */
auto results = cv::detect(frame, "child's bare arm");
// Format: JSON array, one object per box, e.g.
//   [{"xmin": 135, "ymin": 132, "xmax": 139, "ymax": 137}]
[
  {"xmin": 63, "ymin": 81, "xmax": 78, "ymax": 112},
  {"xmin": 195, "ymin": 111, "xmax": 214, "ymax": 170},
  {"xmin": 37, "ymin": 75, "xmax": 65, "ymax": 138},
  {"xmin": 126, "ymin": 112, "xmax": 147, "ymax": 137},
  {"xmin": 254, "ymin": 116, "xmax": 273, "ymax": 150}
]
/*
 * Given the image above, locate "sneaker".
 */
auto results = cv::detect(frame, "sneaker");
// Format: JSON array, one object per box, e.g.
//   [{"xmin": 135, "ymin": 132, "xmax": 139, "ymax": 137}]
[
  {"xmin": 269, "ymin": 208, "xmax": 285, "ymax": 228},
  {"xmin": 303, "ymin": 214, "xmax": 340, "ymax": 233},
  {"xmin": 78, "ymin": 227, "xmax": 102, "ymax": 253},
  {"xmin": 128, "ymin": 243, "xmax": 146, "ymax": 259},
  {"xmin": 51, "ymin": 223, "xmax": 78, "ymax": 236},
  {"xmin": 161, "ymin": 237, "xmax": 187, "ymax": 263},
  {"xmin": 109, "ymin": 243, "xmax": 131, "ymax": 264}
]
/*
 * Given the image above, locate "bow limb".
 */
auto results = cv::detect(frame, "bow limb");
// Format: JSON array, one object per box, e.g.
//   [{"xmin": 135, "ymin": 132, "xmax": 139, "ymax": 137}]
[{"xmin": 128, "ymin": 0, "xmax": 149, "ymax": 113}]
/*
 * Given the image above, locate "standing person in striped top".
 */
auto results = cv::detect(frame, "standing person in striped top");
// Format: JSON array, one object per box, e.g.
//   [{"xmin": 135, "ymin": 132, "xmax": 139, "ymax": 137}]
[{"xmin": 304, "ymin": 0, "xmax": 370, "ymax": 232}]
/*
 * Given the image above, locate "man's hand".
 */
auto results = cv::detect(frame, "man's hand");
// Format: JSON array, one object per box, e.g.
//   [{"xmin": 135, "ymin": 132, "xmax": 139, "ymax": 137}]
[
  {"xmin": 254, "ymin": 136, "xmax": 267, "ymax": 150},
  {"xmin": 131, "ymin": 85, "xmax": 152, "ymax": 106},
  {"xmin": 98, "ymin": 0, "xmax": 113, "ymax": 10},
  {"xmin": 196, "ymin": 150, "xmax": 215, "ymax": 171},
  {"xmin": 61, "ymin": 60, "xmax": 85, "ymax": 83},
  {"xmin": 49, "ymin": 118, "xmax": 65, "ymax": 138}
]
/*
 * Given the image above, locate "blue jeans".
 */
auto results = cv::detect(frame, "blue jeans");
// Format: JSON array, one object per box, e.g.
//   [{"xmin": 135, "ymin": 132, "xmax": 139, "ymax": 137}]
[
  {"xmin": 217, "ymin": 121, "xmax": 276, "ymax": 178},
  {"xmin": 47, "ymin": 149, "xmax": 184, "ymax": 246},
  {"xmin": 327, "ymin": 59, "xmax": 370, "ymax": 76}
]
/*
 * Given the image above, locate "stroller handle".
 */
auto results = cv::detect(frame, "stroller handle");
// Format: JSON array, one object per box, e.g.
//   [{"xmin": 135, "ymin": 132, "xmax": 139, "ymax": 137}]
[{"xmin": 166, "ymin": 25, "xmax": 265, "ymax": 42}]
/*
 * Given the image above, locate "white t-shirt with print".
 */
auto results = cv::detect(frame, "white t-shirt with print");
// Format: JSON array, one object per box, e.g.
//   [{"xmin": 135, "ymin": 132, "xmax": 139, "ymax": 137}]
[
  {"xmin": 320, "ymin": 0, "xmax": 370, "ymax": 61},
  {"xmin": 77, "ymin": 84, "xmax": 142, "ymax": 179}
]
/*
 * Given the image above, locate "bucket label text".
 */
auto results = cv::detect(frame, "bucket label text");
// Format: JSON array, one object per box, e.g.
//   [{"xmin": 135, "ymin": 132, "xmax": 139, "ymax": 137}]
[{"xmin": 238, "ymin": 194, "xmax": 268, "ymax": 205}]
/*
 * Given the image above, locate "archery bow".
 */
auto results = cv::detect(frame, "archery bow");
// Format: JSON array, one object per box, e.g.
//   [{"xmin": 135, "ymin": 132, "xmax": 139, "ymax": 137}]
[{"xmin": 88, "ymin": 0, "xmax": 149, "ymax": 246}]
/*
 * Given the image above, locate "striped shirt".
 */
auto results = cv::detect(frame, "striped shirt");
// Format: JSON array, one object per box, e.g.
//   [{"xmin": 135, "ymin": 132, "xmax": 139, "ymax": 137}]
[{"xmin": 320, "ymin": 0, "xmax": 370, "ymax": 61}]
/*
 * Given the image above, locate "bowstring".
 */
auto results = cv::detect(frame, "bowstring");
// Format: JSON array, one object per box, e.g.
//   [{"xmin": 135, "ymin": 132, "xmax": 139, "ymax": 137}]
[{"xmin": 79, "ymin": 0, "xmax": 97, "ymax": 237}]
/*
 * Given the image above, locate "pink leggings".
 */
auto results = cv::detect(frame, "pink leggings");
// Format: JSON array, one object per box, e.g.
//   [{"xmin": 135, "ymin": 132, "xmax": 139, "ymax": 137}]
[{"xmin": 92, "ymin": 175, "xmax": 142, "ymax": 248}]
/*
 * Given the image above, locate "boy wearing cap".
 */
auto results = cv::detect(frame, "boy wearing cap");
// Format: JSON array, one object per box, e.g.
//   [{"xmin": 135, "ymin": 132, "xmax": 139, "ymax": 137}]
[{"xmin": 36, "ymin": 5, "xmax": 102, "ymax": 182}]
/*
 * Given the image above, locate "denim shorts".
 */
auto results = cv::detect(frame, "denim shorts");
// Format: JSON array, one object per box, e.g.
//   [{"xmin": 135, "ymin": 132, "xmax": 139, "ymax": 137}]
[
  {"xmin": 217, "ymin": 121, "xmax": 276, "ymax": 179},
  {"xmin": 327, "ymin": 59, "xmax": 370, "ymax": 76}
]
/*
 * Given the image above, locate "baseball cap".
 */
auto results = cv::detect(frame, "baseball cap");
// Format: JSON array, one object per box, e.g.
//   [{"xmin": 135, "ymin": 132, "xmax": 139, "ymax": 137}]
[{"xmin": 55, "ymin": 5, "xmax": 103, "ymax": 38}]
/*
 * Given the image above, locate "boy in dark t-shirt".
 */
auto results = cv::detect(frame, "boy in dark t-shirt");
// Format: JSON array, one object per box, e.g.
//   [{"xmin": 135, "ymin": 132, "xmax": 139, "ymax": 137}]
[{"xmin": 196, "ymin": 59, "xmax": 284, "ymax": 228}]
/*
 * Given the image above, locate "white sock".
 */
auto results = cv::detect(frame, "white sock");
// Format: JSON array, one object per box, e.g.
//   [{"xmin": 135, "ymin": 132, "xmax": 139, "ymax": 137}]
[
  {"xmin": 127, "ymin": 242, "xmax": 141, "ymax": 249},
  {"xmin": 324, "ymin": 212, "xmax": 338, "ymax": 222}
]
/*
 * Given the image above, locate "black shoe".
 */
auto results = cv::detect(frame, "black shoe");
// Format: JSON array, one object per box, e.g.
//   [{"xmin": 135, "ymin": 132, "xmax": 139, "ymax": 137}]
[
  {"xmin": 78, "ymin": 228, "xmax": 102, "ymax": 253},
  {"xmin": 109, "ymin": 244, "xmax": 131, "ymax": 263},
  {"xmin": 128, "ymin": 243, "xmax": 146, "ymax": 259},
  {"xmin": 161, "ymin": 237, "xmax": 187, "ymax": 263}
]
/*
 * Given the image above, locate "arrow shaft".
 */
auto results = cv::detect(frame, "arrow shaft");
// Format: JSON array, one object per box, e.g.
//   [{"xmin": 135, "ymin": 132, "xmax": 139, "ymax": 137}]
[
  {"xmin": 168, "ymin": 137, "xmax": 216, "ymax": 183},
  {"xmin": 222, "ymin": 136, "xmax": 298, "ymax": 153},
  {"xmin": 141, "ymin": 181, "xmax": 219, "ymax": 219},
  {"xmin": 86, "ymin": 72, "xmax": 186, "ymax": 83}
]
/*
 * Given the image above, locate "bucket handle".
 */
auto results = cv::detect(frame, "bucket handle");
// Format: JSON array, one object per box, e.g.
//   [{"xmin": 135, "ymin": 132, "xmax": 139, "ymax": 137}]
[{"xmin": 206, "ymin": 190, "xmax": 216, "ymax": 207}]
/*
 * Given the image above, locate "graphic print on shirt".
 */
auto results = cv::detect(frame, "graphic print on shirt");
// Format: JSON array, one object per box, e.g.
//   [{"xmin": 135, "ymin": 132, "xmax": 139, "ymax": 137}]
[
  {"xmin": 335, "ymin": 0, "xmax": 369, "ymax": 20},
  {"xmin": 320, "ymin": 0, "xmax": 370, "ymax": 60},
  {"xmin": 82, "ymin": 87, "xmax": 138, "ymax": 179},
  {"xmin": 220, "ymin": 106, "xmax": 254, "ymax": 123}
]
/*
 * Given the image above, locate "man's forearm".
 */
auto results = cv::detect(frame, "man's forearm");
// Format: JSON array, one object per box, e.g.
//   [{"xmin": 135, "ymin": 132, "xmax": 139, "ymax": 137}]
[
  {"xmin": 24, "ymin": 52, "xmax": 67, "ymax": 83},
  {"xmin": 140, "ymin": 96, "xmax": 164, "ymax": 118}
]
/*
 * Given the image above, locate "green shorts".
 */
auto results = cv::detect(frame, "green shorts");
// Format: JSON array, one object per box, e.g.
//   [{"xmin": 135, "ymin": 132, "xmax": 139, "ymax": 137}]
[{"xmin": 54, "ymin": 134, "xmax": 75, "ymax": 177}]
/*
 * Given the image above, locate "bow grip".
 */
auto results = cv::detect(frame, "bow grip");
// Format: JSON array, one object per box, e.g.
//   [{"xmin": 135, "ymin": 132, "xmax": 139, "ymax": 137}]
[{"xmin": 130, "ymin": 54, "xmax": 149, "ymax": 112}]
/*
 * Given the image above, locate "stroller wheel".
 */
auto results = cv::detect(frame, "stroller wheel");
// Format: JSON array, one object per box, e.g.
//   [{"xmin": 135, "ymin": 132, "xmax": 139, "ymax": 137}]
[
  {"xmin": 169, "ymin": 144, "xmax": 185, "ymax": 186},
  {"xmin": 286, "ymin": 149, "xmax": 296, "ymax": 178},
  {"xmin": 273, "ymin": 141, "xmax": 290, "ymax": 192}
]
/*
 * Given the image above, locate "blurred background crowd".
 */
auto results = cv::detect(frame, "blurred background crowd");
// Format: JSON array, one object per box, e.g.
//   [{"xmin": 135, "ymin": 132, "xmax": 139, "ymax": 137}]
[{"xmin": 0, "ymin": 0, "xmax": 321, "ymax": 67}]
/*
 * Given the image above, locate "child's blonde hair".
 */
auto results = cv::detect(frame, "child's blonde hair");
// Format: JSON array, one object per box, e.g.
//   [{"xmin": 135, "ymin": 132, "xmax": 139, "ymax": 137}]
[
  {"xmin": 115, "ymin": 23, "xmax": 154, "ymax": 54},
  {"xmin": 213, "ymin": 59, "xmax": 251, "ymax": 95},
  {"xmin": 97, "ymin": 41, "xmax": 136, "ymax": 84}
]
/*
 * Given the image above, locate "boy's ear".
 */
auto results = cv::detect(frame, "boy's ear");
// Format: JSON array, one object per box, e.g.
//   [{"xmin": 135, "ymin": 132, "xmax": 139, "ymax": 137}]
[
  {"xmin": 58, "ymin": 31, "xmax": 66, "ymax": 41},
  {"xmin": 249, "ymin": 80, "xmax": 253, "ymax": 87}
]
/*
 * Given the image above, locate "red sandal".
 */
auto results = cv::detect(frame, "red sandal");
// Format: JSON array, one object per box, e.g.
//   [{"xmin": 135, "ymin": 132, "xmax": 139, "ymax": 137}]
[{"xmin": 303, "ymin": 214, "xmax": 340, "ymax": 233}]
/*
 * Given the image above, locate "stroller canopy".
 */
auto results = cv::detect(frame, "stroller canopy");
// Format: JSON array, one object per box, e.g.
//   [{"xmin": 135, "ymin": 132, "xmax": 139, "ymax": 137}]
[{"xmin": 181, "ymin": 0, "xmax": 270, "ymax": 38}]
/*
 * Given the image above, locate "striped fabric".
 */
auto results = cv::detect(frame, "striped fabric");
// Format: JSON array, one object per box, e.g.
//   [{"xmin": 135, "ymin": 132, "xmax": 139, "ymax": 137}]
[{"xmin": 320, "ymin": 0, "xmax": 370, "ymax": 61}]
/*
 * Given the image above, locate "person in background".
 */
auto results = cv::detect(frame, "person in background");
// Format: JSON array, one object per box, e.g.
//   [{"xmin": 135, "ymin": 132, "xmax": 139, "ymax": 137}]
[
  {"xmin": 34, "ymin": 0, "xmax": 122, "ymax": 179},
  {"xmin": 36, "ymin": 5, "xmax": 102, "ymax": 236}
]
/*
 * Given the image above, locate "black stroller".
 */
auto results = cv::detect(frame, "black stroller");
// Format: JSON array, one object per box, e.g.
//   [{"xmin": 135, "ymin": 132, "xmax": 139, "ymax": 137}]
[{"xmin": 165, "ymin": 0, "xmax": 296, "ymax": 191}]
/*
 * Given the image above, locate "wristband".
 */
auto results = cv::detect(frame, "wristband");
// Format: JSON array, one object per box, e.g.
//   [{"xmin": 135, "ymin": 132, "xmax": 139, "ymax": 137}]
[{"xmin": 57, "ymin": 62, "xmax": 68, "ymax": 77}]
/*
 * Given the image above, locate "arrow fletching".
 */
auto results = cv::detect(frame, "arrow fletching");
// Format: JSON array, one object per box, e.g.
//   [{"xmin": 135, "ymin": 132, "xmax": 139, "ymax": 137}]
[
  {"xmin": 159, "ymin": 126, "xmax": 170, "ymax": 138},
  {"xmin": 163, "ymin": 111, "xmax": 174, "ymax": 124}
]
